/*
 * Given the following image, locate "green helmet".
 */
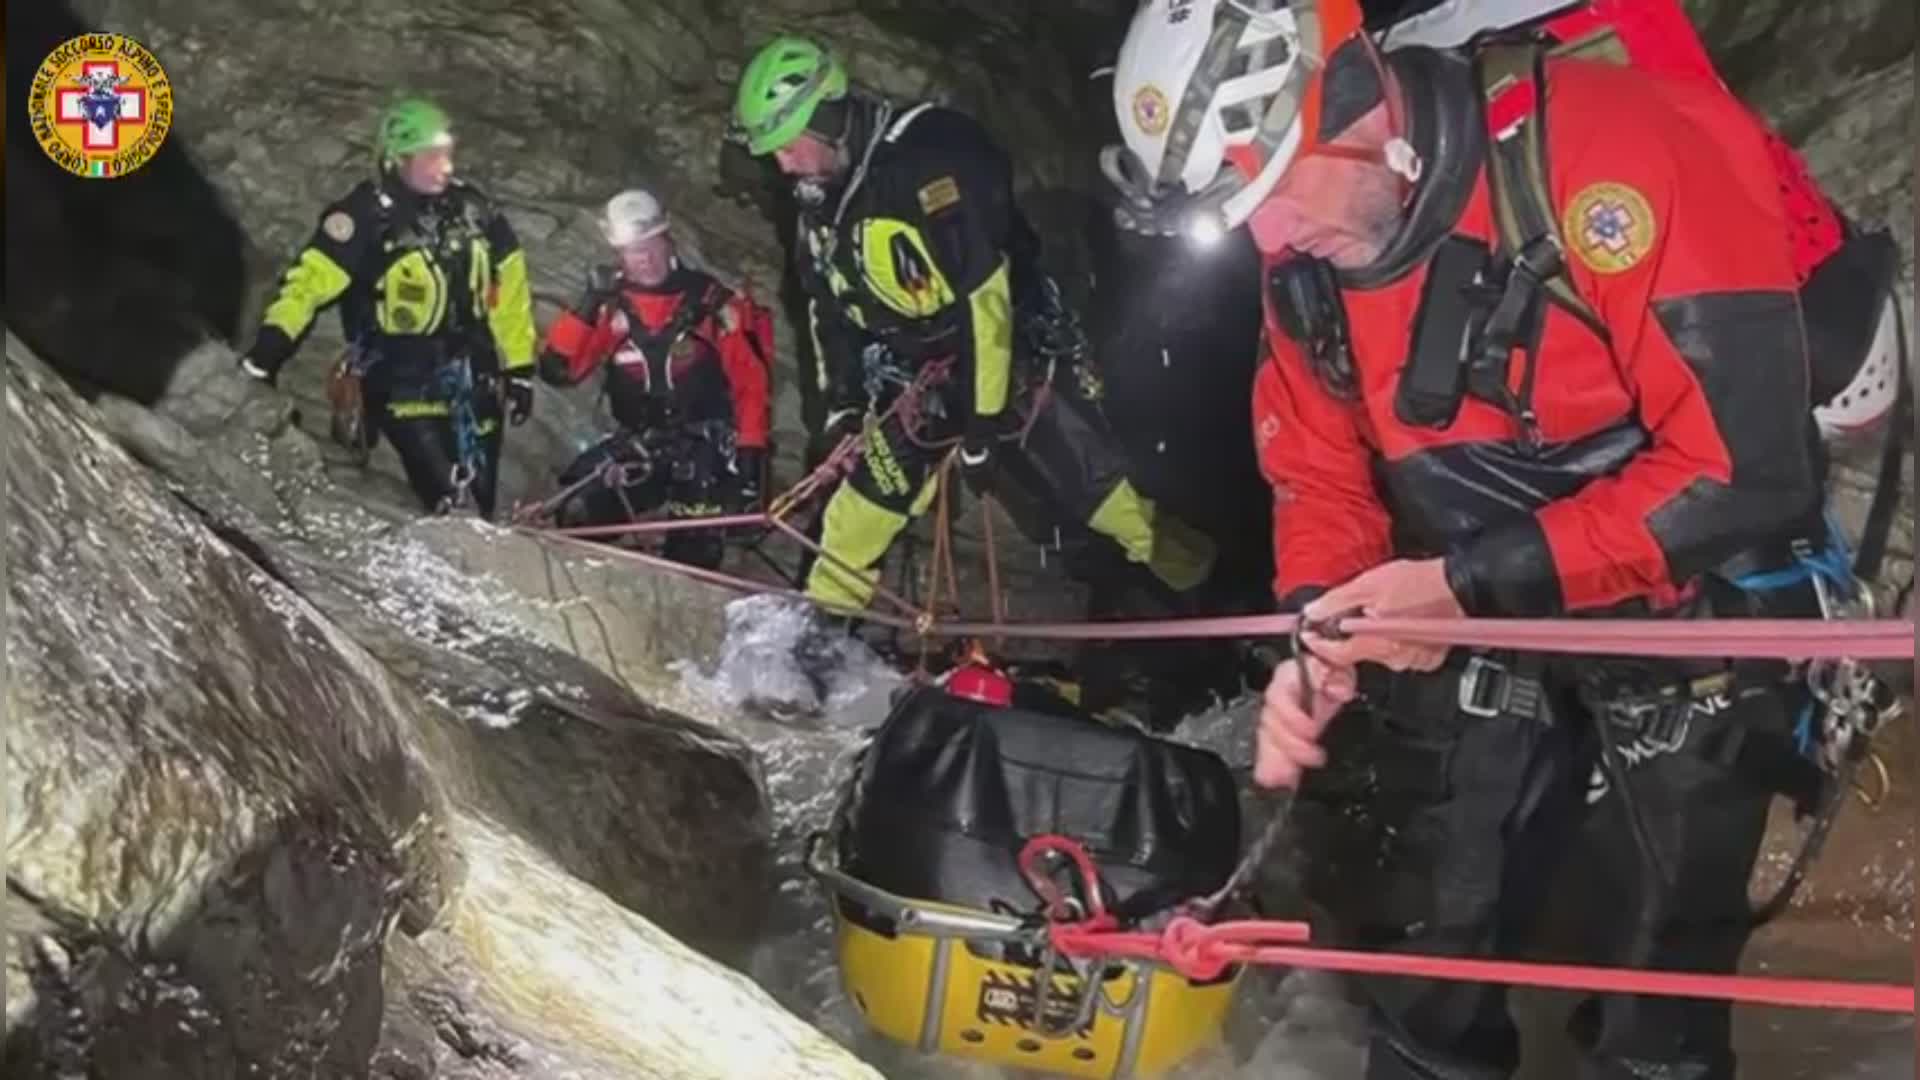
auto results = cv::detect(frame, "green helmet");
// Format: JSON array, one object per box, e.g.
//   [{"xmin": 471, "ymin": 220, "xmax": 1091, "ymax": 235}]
[
  {"xmin": 733, "ymin": 36, "xmax": 847, "ymax": 156},
  {"xmin": 376, "ymin": 96, "xmax": 453, "ymax": 164}
]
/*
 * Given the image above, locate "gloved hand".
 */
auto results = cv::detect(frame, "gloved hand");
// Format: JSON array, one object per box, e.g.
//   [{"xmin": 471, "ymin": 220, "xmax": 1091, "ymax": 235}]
[
  {"xmin": 583, "ymin": 264, "xmax": 620, "ymax": 307},
  {"xmin": 958, "ymin": 435, "xmax": 996, "ymax": 495},
  {"xmin": 734, "ymin": 447, "xmax": 766, "ymax": 509},
  {"xmin": 504, "ymin": 374, "xmax": 535, "ymax": 426},
  {"xmin": 537, "ymin": 349, "xmax": 573, "ymax": 386}
]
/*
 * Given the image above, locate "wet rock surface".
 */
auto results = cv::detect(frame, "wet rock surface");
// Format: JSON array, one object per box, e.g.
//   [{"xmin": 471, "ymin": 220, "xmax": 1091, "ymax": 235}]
[
  {"xmin": 4, "ymin": 333, "xmax": 874, "ymax": 1076},
  {"xmin": 370, "ymin": 812, "xmax": 876, "ymax": 1080},
  {"xmin": 5, "ymin": 335, "xmax": 449, "ymax": 1073},
  {"xmin": 91, "ymin": 346, "xmax": 783, "ymax": 963}
]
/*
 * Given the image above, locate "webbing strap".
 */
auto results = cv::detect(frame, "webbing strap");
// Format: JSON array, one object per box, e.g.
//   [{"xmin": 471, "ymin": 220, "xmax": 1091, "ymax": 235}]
[
  {"xmin": 615, "ymin": 280, "xmax": 726, "ymax": 397},
  {"xmin": 1476, "ymin": 40, "xmax": 1607, "ymax": 339}
]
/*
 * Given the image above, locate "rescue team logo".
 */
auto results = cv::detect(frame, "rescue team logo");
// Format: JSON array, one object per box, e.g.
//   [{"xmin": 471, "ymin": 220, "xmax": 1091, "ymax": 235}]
[
  {"xmin": 29, "ymin": 34, "xmax": 174, "ymax": 180},
  {"xmin": 322, "ymin": 211, "xmax": 357, "ymax": 243},
  {"xmin": 1565, "ymin": 181, "xmax": 1656, "ymax": 275},
  {"xmin": 1132, "ymin": 85, "xmax": 1170, "ymax": 137}
]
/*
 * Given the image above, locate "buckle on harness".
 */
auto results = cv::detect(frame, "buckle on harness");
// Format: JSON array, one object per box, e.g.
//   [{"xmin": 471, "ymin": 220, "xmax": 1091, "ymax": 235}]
[{"xmin": 1458, "ymin": 656, "xmax": 1540, "ymax": 719}]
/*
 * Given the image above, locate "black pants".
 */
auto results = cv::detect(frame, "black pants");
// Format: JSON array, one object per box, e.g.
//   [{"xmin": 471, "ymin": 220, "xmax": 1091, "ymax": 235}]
[
  {"xmin": 371, "ymin": 391, "xmax": 504, "ymax": 519},
  {"xmin": 553, "ymin": 429, "xmax": 737, "ymax": 570},
  {"xmin": 1292, "ymin": 650, "xmax": 1798, "ymax": 1080}
]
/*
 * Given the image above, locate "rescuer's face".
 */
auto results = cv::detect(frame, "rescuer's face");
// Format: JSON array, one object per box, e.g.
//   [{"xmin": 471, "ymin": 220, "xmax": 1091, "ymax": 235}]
[
  {"xmin": 399, "ymin": 144, "xmax": 455, "ymax": 196},
  {"xmin": 618, "ymin": 233, "xmax": 675, "ymax": 288},
  {"xmin": 774, "ymin": 132, "xmax": 842, "ymax": 182},
  {"xmin": 1250, "ymin": 106, "xmax": 1405, "ymax": 269}
]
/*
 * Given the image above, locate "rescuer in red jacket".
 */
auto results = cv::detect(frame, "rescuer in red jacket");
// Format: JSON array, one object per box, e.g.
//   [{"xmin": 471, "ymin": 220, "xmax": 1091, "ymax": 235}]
[
  {"xmin": 539, "ymin": 189, "xmax": 773, "ymax": 569},
  {"xmin": 1109, "ymin": 2, "xmax": 1835, "ymax": 1077}
]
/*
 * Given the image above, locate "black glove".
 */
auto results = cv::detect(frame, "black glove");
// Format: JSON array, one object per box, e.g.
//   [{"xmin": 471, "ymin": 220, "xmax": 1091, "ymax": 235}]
[
  {"xmin": 958, "ymin": 436, "xmax": 996, "ymax": 494},
  {"xmin": 734, "ymin": 447, "xmax": 766, "ymax": 508},
  {"xmin": 583, "ymin": 264, "xmax": 620, "ymax": 306},
  {"xmin": 557, "ymin": 266, "xmax": 620, "ymax": 331},
  {"xmin": 504, "ymin": 374, "xmax": 535, "ymax": 426},
  {"xmin": 537, "ymin": 349, "xmax": 573, "ymax": 386}
]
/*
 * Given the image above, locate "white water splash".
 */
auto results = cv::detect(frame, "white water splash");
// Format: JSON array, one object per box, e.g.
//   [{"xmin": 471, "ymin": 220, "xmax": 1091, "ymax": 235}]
[{"xmin": 670, "ymin": 593, "xmax": 903, "ymax": 719}]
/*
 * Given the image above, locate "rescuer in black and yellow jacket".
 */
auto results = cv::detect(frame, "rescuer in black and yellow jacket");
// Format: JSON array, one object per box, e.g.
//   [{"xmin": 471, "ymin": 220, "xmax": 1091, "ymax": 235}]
[
  {"xmin": 732, "ymin": 37, "xmax": 1219, "ymax": 614},
  {"xmin": 237, "ymin": 96, "xmax": 537, "ymax": 519}
]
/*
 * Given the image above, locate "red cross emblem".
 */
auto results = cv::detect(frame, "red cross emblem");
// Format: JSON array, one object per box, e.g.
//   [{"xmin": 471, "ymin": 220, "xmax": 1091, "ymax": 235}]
[
  {"xmin": 57, "ymin": 61, "xmax": 147, "ymax": 152},
  {"xmin": 1583, "ymin": 199, "xmax": 1637, "ymax": 255}
]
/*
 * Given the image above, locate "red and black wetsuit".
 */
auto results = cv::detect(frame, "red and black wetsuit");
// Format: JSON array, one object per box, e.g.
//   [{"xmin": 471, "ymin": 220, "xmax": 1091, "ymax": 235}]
[
  {"xmin": 1257, "ymin": 47, "xmax": 1823, "ymax": 1080},
  {"xmin": 1257, "ymin": 60, "xmax": 1816, "ymax": 617},
  {"xmin": 542, "ymin": 266, "xmax": 770, "ymax": 449},
  {"xmin": 539, "ymin": 266, "xmax": 772, "ymax": 566}
]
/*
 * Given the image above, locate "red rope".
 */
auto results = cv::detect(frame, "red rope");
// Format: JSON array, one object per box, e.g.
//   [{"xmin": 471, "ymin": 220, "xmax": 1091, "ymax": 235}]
[
  {"xmin": 513, "ymin": 359, "xmax": 1913, "ymax": 662},
  {"xmin": 1019, "ymin": 830, "xmax": 1913, "ymax": 1017},
  {"xmin": 512, "ymin": 530, "xmax": 1916, "ymax": 661},
  {"xmin": 873, "ymin": 612, "xmax": 1915, "ymax": 661},
  {"xmin": 1045, "ymin": 916, "xmax": 1915, "ymax": 1015},
  {"xmin": 547, "ymin": 511, "xmax": 774, "ymax": 538}
]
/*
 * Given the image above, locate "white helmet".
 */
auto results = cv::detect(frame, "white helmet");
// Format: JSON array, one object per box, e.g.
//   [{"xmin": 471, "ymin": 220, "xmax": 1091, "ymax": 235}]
[
  {"xmin": 600, "ymin": 188, "xmax": 671, "ymax": 247},
  {"xmin": 1102, "ymin": 0, "xmax": 1366, "ymax": 244}
]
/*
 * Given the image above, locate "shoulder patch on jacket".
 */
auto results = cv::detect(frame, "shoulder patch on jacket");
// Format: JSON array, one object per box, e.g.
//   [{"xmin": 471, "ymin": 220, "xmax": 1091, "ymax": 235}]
[
  {"xmin": 322, "ymin": 210, "xmax": 355, "ymax": 242},
  {"xmin": 917, "ymin": 176, "xmax": 961, "ymax": 216},
  {"xmin": 1564, "ymin": 181, "xmax": 1656, "ymax": 275}
]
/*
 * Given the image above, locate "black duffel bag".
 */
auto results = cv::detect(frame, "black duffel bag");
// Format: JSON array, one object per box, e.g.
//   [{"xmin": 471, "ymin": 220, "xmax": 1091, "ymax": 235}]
[{"xmin": 838, "ymin": 683, "xmax": 1241, "ymax": 923}]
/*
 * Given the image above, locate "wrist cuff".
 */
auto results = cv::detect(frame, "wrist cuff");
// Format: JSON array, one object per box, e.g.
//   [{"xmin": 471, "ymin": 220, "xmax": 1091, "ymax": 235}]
[{"xmin": 1445, "ymin": 517, "xmax": 1564, "ymax": 617}]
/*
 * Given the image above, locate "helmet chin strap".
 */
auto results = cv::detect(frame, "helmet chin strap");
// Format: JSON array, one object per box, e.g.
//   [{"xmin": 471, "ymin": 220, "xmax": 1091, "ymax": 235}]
[
  {"xmin": 1297, "ymin": 37, "xmax": 1423, "ymax": 204},
  {"xmin": 796, "ymin": 94, "xmax": 887, "ymax": 215},
  {"xmin": 1376, "ymin": 38, "xmax": 1423, "ymax": 194},
  {"xmin": 1304, "ymin": 136, "xmax": 1419, "ymax": 184}
]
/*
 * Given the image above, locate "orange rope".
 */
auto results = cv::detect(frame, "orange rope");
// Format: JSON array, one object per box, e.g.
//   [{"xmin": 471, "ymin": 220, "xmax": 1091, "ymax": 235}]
[
  {"xmin": 912, "ymin": 449, "xmax": 961, "ymax": 676},
  {"xmin": 981, "ymin": 490, "xmax": 1004, "ymax": 650}
]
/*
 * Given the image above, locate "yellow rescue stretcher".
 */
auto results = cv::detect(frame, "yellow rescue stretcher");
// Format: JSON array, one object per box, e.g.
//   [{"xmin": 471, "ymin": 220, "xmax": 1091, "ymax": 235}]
[{"xmin": 807, "ymin": 671, "xmax": 1248, "ymax": 1079}]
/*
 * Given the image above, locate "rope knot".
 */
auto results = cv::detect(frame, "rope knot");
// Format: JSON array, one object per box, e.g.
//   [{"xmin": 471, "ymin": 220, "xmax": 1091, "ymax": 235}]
[{"xmin": 1160, "ymin": 916, "xmax": 1231, "ymax": 983}]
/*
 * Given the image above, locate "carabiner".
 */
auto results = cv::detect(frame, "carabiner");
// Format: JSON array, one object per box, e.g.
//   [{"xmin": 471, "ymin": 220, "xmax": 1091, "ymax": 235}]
[
  {"xmin": 1851, "ymin": 749, "xmax": 1892, "ymax": 811},
  {"xmin": 1028, "ymin": 948, "xmax": 1103, "ymax": 1040},
  {"xmin": 1017, "ymin": 835, "xmax": 1109, "ymax": 926}
]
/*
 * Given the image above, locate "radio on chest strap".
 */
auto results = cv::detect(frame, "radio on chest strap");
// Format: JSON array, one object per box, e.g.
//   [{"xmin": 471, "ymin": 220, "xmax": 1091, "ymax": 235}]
[{"xmin": 1391, "ymin": 38, "xmax": 1614, "ymax": 454}]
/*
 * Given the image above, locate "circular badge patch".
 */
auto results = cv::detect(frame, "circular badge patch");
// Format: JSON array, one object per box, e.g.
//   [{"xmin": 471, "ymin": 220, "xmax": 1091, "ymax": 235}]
[
  {"xmin": 29, "ymin": 33, "xmax": 174, "ymax": 180},
  {"xmin": 322, "ymin": 211, "xmax": 356, "ymax": 243},
  {"xmin": 1132, "ymin": 85, "xmax": 1171, "ymax": 137},
  {"xmin": 1564, "ymin": 181, "xmax": 1656, "ymax": 275}
]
